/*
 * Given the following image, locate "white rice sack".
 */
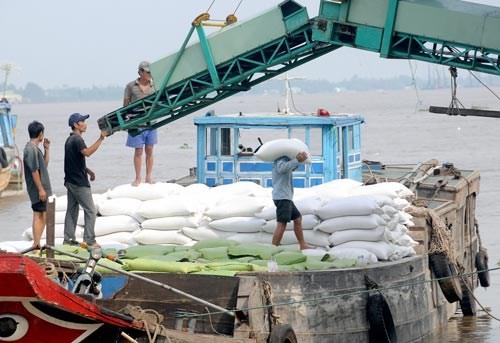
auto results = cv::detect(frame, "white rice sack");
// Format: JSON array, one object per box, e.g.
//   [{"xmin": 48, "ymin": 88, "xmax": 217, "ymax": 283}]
[
  {"xmin": 55, "ymin": 210, "xmax": 84, "ymax": 226},
  {"xmin": 54, "ymin": 194, "xmax": 104, "ymax": 212},
  {"xmin": 182, "ymin": 226, "xmax": 233, "ymax": 240},
  {"xmin": 393, "ymin": 197, "xmax": 410, "ymax": 210},
  {"xmin": 108, "ymin": 183, "xmax": 177, "ymax": 201},
  {"xmin": 141, "ymin": 216, "xmax": 200, "ymax": 231},
  {"xmin": 23, "ymin": 225, "xmax": 83, "ymax": 240},
  {"xmin": 328, "ymin": 226, "xmax": 386, "ymax": 246},
  {"xmin": 261, "ymin": 215, "xmax": 320, "ymax": 233},
  {"xmin": 312, "ymin": 179, "xmax": 362, "ymax": 201},
  {"xmin": 274, "ymin": 230, "xmax": 329, "ymax": 247},
  {"xmin": 315, "ymin": 195, "xmax": 383, "ymax": 220},
  {"xmin": 396, "ymin": 234, "xmax": 419, "ymax": 247},
  {"xmin": 254, "ymin": 138, "xmax": 311, "ymax": 163},
  {"xmin": 255, "ymin": 205, "xmax": 277, "ymax": 220},
  {"xmin": 315, "ymin": 214, "xmax": 387, "ymax": 233},
  {"xmin": 349, "ymin": 183, "xmax": 399, "ymax": 199},
  {"xmin": 399, "ymin": 211, "xmax": 415, "ymax": 226},
  {"xmin": 327, "ymin": 247, "xmax": 378, "ymax": 265},
  {"xmin": 382, "ymin": 204, "xmax": 398, "ymax": 216},
  {"xmin": 137, "ymin": 196, "xmax": 194, "ymax": 219},
  {"xmin": 209, "ymin": 181, "xmax": 264, "ymax": 200},
  {"xmin": 0, "ymin": 240, "xmax": 32, "ymax": 253},
  {"xmin": 55, "ymin": 195, "xmax": 68, "ymax": 211},
  {"xmin": 94, "ymin": 215, "xmax": 140, "ymax": 236},
  {"xmin": 132, "ymin": 229, "xmax": 194, "ymax": 245},
  {"xmin": 333, "ymin": 241, "xmax": 394, "ymax": 261},
  {"xmin": 205, "ymin": 196, "xmax": 265, "ymax": 220},
  {"xmin": 226, "ymin": 232, "xmax": 267, "ymax": 244},
  {"xmin": 96, "ymin": 232, "xmax": 137, "ymax": 246},
  {"xmin": 209, "ymin": 217, "xmax": 265, "ymax": 233},
  {"xmin": 98, "ymin": 197, "xmax": 142, "ymax": 217},
  {"xmin": 301, "ymin": 248, "xmax": 328, "ymax": 257},
  {"xmin": 390, "ymin": 244, "xmax": 416, "ymax": 260},
  {"xmin": 294, "ymin": 196, "xmax": 322, "ymax": 216},
  {"xmin": 181, "ymin": 183, "xmax": 213, "ymax": 210}
]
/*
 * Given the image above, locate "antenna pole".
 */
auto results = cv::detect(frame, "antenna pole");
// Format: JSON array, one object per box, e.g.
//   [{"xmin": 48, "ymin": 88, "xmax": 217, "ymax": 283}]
[{"xmin": 1, "ymin": 64, "xmax": 14, "ymax": 98}]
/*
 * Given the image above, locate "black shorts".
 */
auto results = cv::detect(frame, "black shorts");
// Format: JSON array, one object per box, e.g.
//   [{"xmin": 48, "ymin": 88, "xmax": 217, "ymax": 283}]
[
  {"xmin": 32, "ymin": 200, "xmax": 47, "ymax": 213},
  {"xmin": 274, "ymin": 199, "xmax": 301, "ymax": 223}
]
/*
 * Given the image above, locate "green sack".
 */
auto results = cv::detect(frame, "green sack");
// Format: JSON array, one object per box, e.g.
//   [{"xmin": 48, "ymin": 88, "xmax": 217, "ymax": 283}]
[
  {"xmin": 276, "ymin": 263, "xmax": 306, "ymax": 271},
  {"xmin": 331, "ymin": 258, "xmax": 358, "ymax": 268},
  {"xmin": 192, "ymin": 270, "xmax": 238, "ymax": 277},
  {"xmin": 120, "ymin": 245, "xmax": 176, "ymax": 259},
  {"xmin": 228, "ymin": 243, "xmax": 281, "ymax": 260},
  {"xmin": 305, "ymin": 260, "xmax": 338, "ymax": 270},
  {"xmin": 123, "ymin": 258, "xmax": 203, "ymax": 273},
  {"xmin": 164, "ymin": 249, "xmax": 201, "ymax": 262},
  {"xmin": 205, "ymin": 261, "xmax": 254, "ymax": 272},
  {"xmin": 198, "ymin": 247, "xmax": 229, "ymax": 260},
  {"xmin": 274, "ymin": 251, "xmax": 307, "ymax": 265},
  {"xmin": 193, "ymin": 239, "xmax": 239, "ymax": 251}
]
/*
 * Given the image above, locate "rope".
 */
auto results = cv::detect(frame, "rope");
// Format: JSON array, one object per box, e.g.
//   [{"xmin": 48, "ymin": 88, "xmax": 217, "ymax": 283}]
[
  {"xmin": 405, "ymin": 206, "xmax": 455, "ymax": 261},
  {"xmin": 183, "ymin": 266, "xmax": 500, "ymax": 320},
  {"xmin": 232, "ymin": 0, "xmax": 243, "ymax": 15},
  {"xmin": 467, "ymin": 70, "xmax": 500, "ymax": 102},
  {"xmin": 39, "ymin": 261, "xmax": 58, "ymax": 279},
  {"xmin": 459, "ymin": 271, "xmax": 500, "ymax": 322},
  {"xmin": 408, "ymin": 60, "xmax": 423, "ymax": 112}
]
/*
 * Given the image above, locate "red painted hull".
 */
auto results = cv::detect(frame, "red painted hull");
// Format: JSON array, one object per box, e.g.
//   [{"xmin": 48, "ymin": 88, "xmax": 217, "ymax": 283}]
[{"xmin": 0, "ymin": 253, "xmax": 145, "ymax": 342}]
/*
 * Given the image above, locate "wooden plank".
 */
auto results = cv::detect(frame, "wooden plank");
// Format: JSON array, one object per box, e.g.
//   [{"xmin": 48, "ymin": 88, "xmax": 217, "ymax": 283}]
[{"xmin": 429, "ymin": 106, "xmax": 500, "ymax": 118}]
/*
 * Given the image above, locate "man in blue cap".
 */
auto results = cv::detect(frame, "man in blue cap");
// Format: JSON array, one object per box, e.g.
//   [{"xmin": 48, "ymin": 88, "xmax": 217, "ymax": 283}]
[{"xmin": 63, "ymin": 113, "xmax": 108, "ymax": 248}]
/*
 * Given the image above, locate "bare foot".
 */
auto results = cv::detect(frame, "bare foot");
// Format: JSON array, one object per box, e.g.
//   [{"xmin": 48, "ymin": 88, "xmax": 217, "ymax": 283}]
[
  {"xmin": 131, "ymin": 179, "xmax": 141, "ymax": 187},
  {"xmin": 145, "ymin": 178, "xmax": 155, "ymax": 184},
  {"xmin": 300, "ymin": 244, "xmax": 315, "ymax": 250}
]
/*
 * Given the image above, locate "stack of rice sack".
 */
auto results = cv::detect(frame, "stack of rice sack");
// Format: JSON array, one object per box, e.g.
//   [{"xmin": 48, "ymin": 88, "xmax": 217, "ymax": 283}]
[{"xmin": 313, "ymin": 180, "xmax": 418, "ymax": 262}]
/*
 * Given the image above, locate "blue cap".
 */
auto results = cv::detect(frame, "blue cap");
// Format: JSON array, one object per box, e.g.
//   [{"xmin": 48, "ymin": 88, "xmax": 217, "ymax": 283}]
[{"xmin": 68, "ymin": 113, "xmax": 90, "ymax": 127}]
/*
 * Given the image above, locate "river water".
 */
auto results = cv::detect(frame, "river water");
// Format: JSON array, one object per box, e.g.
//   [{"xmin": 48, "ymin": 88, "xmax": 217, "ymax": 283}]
[{"xmin": 1, "ymin": 88, "xmax": 499, "ymax": 342}]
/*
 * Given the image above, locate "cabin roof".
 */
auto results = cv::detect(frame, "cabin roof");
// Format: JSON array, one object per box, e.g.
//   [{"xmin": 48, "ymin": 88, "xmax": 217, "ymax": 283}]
[{"xmin": 194, "ymin": 112, "xmax": 364, "ymax": 126}]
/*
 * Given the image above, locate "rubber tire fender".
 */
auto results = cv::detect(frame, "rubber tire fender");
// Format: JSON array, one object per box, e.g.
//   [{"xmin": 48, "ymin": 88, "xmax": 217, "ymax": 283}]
[
  {"xmin": 459, "ymin": 277, "xmax": 477, "ymax": 316},
  {"xmin": 429, "ymin": 252, "xmax": 463, "ymax": 303},
  {"xmin": 269, "ymin": 324, "xmax": 298, "ymax": 343},
  {"xmin": 366, "ymin": 292, "xmax": 397, "ymax": 343},
  {"xmin": 475, "ymin": 250, "xmax": 490, "ymax": 288},
  {"xmin": 0, "ymin": 147, "xmax": 8, "ymax": 168}
]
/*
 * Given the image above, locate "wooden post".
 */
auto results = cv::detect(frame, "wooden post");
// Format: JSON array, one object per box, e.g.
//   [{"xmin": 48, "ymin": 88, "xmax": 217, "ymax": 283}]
[{"xmin": 46, "ymin": 196, "xmax": 55, "ymax": 259}]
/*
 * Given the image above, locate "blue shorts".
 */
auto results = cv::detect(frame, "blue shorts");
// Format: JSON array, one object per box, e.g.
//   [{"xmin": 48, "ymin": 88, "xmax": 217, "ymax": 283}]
[{"xmin": 126, "ymin": 129, "xmax": 158, "ymax": 148}]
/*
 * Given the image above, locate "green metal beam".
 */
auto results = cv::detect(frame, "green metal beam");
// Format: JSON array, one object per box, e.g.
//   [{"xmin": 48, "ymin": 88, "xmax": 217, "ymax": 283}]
[{"xmin": 98, "ymin": 24, "xmax": 339, "ymax": 134}]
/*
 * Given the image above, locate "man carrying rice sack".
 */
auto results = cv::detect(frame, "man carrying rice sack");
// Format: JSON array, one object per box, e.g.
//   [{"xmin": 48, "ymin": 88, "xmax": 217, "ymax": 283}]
[{"xmin": 272, "ymin": 150, "xmax": 312, "ymax": 250}]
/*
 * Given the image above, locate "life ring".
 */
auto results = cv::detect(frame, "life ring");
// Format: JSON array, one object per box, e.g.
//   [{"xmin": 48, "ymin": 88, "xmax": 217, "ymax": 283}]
[
  {"xmin": 366, "ymin": 292, "xmax": 397, "ymax": 343},
  {"xmin": 459, "ymin": 277, "xmax": 476, "ymax": 316},
  {"xmin": 269, "ymin": 324, "xmax": 298, "ymax": 343},
  {"xmin": 475, "ymin": 249, "xmax": 490, "ymax": 288},
  {"xmin": 0, "ymin": 147, "xmax": 8, "ymax": 168},
  {"xmin": 429, "ymin": 252, "xmax": 463, "ymax": 303}
]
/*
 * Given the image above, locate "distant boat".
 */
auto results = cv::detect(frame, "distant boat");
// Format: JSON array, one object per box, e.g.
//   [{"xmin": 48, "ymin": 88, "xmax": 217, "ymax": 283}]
[{"xmin": 0, "ymin": 100, "xmax": 22, "ymax": 196}]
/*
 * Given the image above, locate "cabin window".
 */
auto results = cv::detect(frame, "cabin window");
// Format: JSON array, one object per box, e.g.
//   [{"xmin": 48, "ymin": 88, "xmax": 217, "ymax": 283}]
[
  {"xmin": 238, "ymin": 128, "xmax": 289, "ymax": 154},
  {"xmin": 309, "ymin": 128, "xmax": 322, "ymax": 156},
  {"xmin": 348, "ymin": 125, "xmax": 354, "ymax": 150}
]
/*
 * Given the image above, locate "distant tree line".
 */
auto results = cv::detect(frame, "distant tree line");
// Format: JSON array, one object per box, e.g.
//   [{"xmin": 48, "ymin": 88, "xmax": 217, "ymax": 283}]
[{"xmin": 4, "ymin": 73, "xmax": 499, "ymax": 104}]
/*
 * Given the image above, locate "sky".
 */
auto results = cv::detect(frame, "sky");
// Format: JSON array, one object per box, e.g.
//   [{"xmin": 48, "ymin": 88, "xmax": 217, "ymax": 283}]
[{"xmin": 1, "ymin": 0, "xmax": 498, "ymax": 89}]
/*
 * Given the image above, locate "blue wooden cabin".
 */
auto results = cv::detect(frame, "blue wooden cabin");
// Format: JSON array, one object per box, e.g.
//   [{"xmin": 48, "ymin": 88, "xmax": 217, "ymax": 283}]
[{"xmin": 194, "ymin": 111, "xmax": 364, "ymax": 187}]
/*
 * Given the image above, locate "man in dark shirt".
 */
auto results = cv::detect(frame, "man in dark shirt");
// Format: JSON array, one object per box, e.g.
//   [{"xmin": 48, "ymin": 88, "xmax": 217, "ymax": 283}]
[
  {"xmin": 63, "ymin": 113, "xmax": 108, "ymax": 248},
  {"xmin": 23, "ymin": 121, "xmax": 52, "ymax": 249}
]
